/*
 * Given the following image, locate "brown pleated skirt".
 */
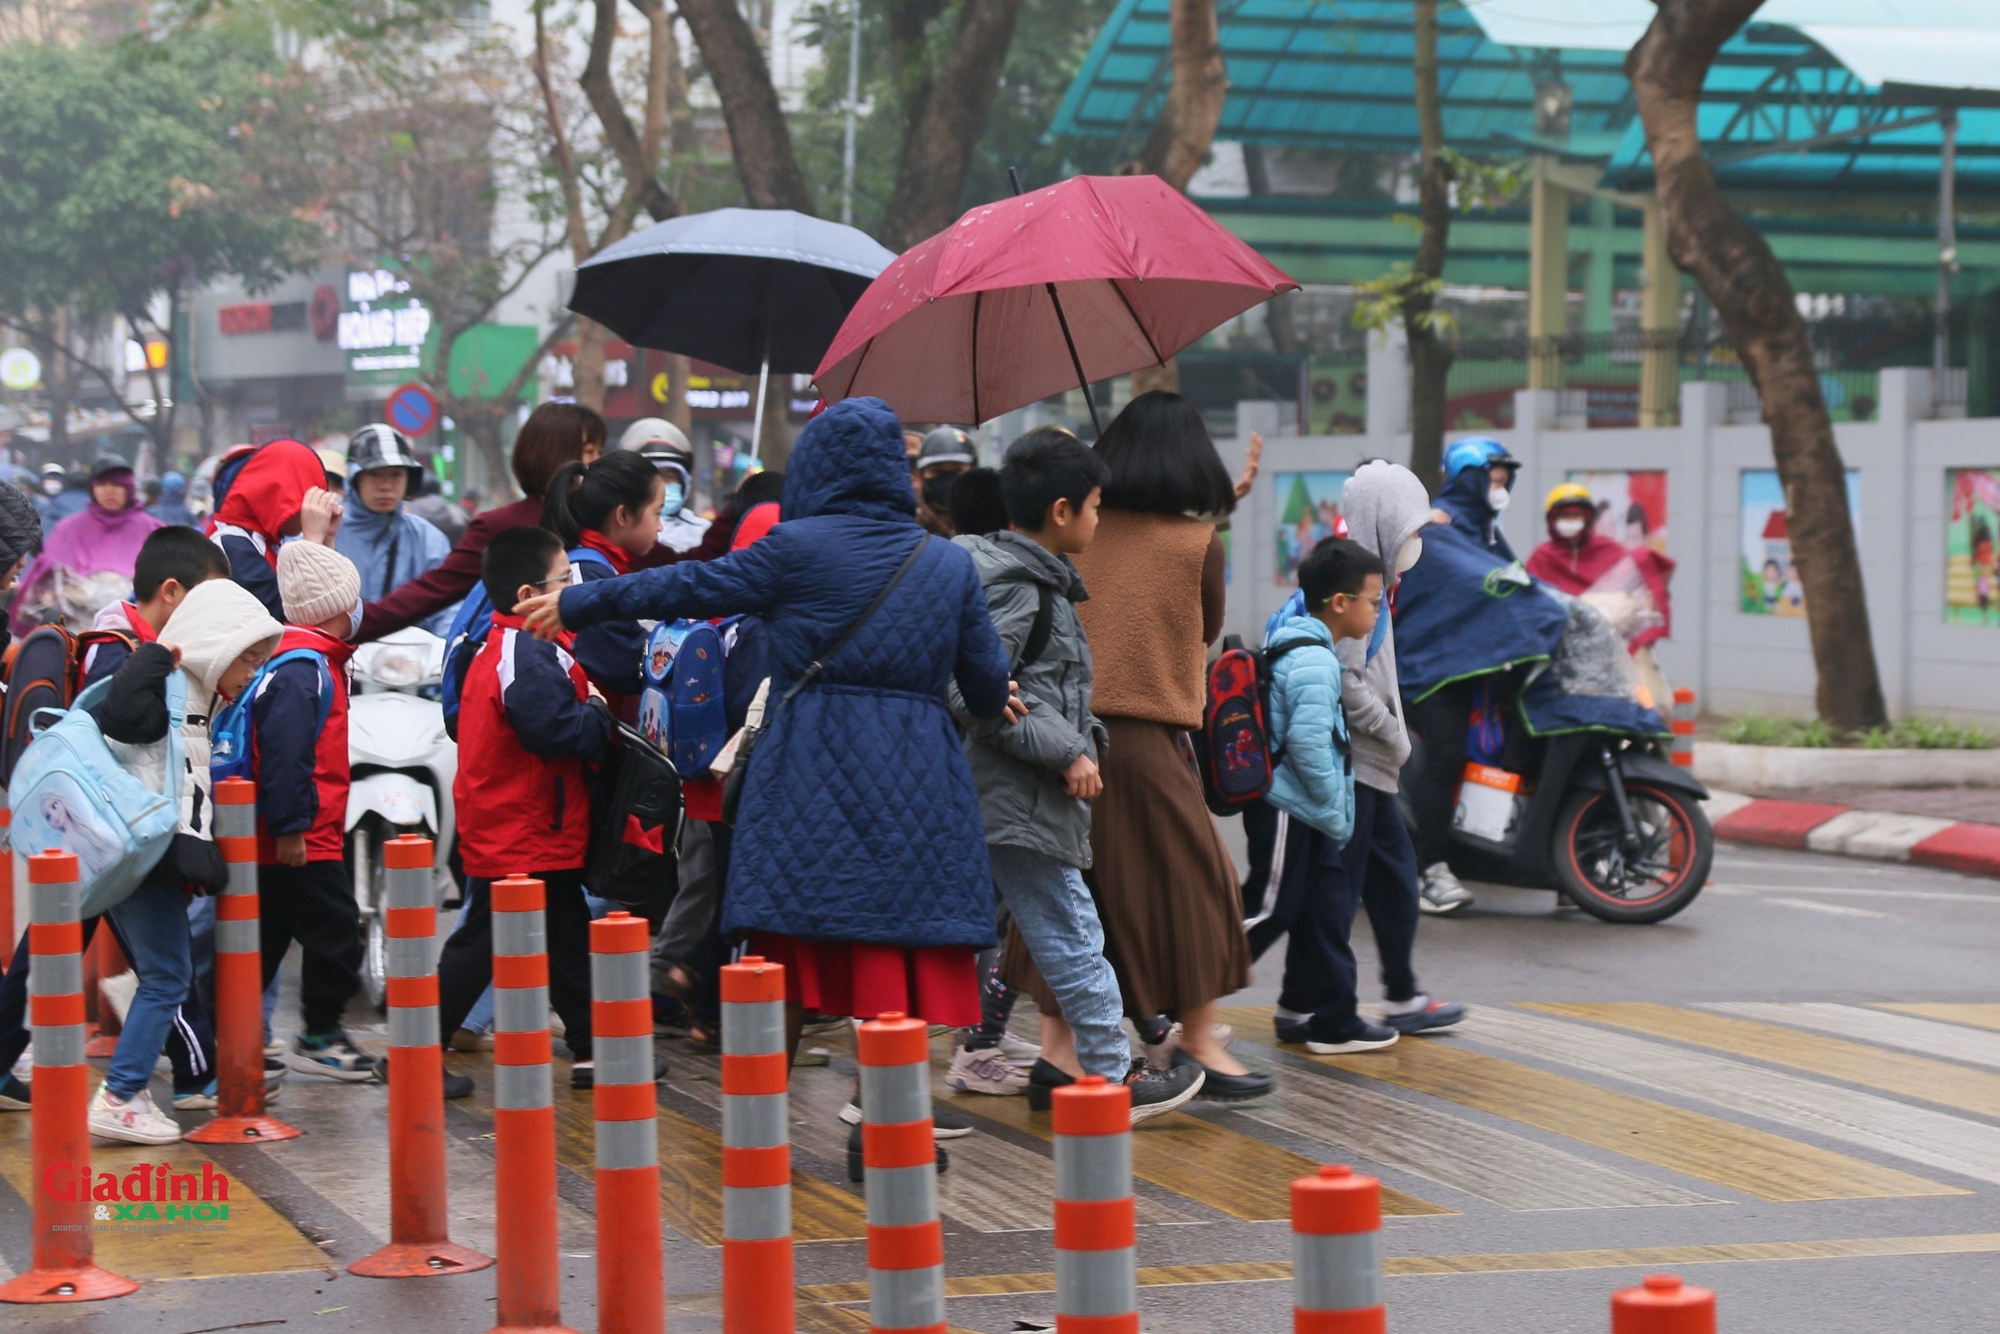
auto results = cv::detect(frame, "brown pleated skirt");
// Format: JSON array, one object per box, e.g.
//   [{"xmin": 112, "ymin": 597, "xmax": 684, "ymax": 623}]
[{"xmin": 1000, "ymin": 716, "xmax": 1250, "ymax": 1018}]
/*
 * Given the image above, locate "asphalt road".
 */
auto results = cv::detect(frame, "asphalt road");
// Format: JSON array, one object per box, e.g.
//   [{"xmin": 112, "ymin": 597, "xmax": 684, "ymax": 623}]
[{"xmin": 7, "ymin": 841, "xmax": 2000, "ymax": 1333}]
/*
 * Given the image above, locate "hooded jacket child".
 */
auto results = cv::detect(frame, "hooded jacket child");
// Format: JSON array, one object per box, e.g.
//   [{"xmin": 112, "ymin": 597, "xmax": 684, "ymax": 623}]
[
  {"xmin": 1333, "ymin": 461, "xmax": 1433, "ymax": 793},
  {"xmin": 84, "ymin": 579, "xmax": 283, "ymax": 1139},
  {"xmin": 209, "ymin": 439, "xmax": 330, "ymax": 621}
]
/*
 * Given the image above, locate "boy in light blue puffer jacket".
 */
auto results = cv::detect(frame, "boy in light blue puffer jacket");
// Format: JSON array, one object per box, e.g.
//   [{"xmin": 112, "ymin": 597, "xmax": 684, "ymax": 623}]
[{"xmin": 1249, "ymin": 537, "xmax": 1396, "ymax": 1054}]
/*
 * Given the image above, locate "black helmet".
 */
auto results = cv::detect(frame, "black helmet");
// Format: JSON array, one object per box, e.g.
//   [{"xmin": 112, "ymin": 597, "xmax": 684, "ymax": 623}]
[
  {"xmin": 347, "ymin": 423, "xmax": 425, "ymax": 491},
  {"xmin": 916, "ymin": 426, "xmax": 976, "ymax": 472}
]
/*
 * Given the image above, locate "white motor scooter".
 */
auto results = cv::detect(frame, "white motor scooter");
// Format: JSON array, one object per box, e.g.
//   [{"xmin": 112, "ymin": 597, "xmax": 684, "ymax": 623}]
[{"xmin": 347, "ymin": 627, "xmax": 459, "ymax": 1008}]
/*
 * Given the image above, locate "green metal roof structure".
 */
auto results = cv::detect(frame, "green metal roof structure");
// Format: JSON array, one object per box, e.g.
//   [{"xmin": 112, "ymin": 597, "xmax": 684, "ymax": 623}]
[{"xmin": 1051, "ymin": 0, "xmax": 2000, "ymax": 197}]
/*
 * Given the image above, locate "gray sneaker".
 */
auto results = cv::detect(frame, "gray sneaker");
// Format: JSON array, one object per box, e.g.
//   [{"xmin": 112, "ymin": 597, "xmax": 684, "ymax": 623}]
[{"xmin": 1419, "ymin": 863, "xmax": 1475, "ymax": 916}]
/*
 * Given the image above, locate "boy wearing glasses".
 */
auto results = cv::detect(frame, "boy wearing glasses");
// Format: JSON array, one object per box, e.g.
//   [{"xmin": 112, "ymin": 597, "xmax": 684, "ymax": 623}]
[
  {"xmin": 425, "ymin": 527, "xmax": 617, "ymax": 1091},
  {"xmin": 1246, "ymin": 537, "xmax": 1404, "ymax": 1054}
]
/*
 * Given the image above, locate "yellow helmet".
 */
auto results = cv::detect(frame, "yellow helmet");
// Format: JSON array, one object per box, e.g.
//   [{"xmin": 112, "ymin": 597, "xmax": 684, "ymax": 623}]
[{"xmin": 1544, "ymin": 482, "xmax": 1593, "ymax": 514}]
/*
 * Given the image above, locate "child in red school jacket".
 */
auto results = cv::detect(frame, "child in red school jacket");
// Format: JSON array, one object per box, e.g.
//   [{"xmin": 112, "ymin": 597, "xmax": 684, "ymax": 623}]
[
  {"xmin": 253, "ymin": 540, "xmax": 373, "ymax": 1081},
  {"xmin": 430, "ymin": 526, "xmax": 620, "ymax": 1092}
]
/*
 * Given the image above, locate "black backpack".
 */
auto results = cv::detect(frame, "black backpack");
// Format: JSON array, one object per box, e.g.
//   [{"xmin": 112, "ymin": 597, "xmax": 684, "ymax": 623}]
[
  {"xmin": 586, "ymin": 723, "xmax": 681, "ymax": 916},
  {"xmin": 3, "ymin": 625, "xmax": 83, "ymax": 785}
]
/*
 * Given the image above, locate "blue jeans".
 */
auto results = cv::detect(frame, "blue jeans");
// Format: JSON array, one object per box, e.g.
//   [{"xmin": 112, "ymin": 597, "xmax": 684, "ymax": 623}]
[
  {"xmin": 988, "ymin": 845, "xmax": 1128, "ymax": 1081},
  {"xmin": 105, "ymin": 879, "xmax": 195, "ymax": 1100}
]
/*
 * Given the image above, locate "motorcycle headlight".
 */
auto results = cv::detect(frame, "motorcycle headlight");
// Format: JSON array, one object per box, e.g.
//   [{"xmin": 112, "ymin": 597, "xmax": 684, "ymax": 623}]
[{"xmin": 369, "ymin": 648, "xmax": 425, "ymax": 689}]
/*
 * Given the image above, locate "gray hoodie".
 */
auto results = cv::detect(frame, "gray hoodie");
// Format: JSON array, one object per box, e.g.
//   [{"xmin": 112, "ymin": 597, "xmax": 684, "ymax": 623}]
[
  {"xmin": 949, "ymin": 530, "xmax": 1108, "ymax": 868},
  {"xmin": 1335, "ymin": 461, "xmax": 1434, "ymax": 793}
]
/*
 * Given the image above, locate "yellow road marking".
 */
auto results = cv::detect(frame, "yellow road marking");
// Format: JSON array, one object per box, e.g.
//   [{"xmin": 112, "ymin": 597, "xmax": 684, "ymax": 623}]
[
  {"xmin": 941, "ymin": 1083, "xmax": 1450, "ymax": 1220},
  {"xmin": 1218, "ymin": 1007, "xmax": 1955, "ymax": 1202},
  {"xmin": 1533, "ymin": 1002, "xmax": 2000, "ymax": 1119},
  {"xmin": 1876, "ymin": 1003, "xmax": 2000, "ymax": 1034},
  {"xmin": 455, "ymin": 1055, "xmax": 869, "ymax": 1245},
  {"xmin": 796, "ymin": 1232, "xmax": 2000, "ymax": 1302},
  {"xmin": 0, "ymin": 1126, "xmax": 329, "ymax": 1281}
]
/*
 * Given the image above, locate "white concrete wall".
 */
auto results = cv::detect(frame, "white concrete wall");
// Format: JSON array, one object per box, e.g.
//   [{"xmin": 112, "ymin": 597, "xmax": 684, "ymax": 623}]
[{"xmin": 1228, "ymin": 369, "xmax": 2000, "ymax": 724}]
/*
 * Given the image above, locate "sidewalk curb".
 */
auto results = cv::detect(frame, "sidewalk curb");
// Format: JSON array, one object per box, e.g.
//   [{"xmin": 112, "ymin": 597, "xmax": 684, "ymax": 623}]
[{"xmin": 1704, "ymin": 790, "xmax": 2000, "ymax": 877}]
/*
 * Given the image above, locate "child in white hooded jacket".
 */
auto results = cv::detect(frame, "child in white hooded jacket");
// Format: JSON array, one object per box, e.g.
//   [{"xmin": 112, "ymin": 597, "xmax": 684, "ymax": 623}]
[{"xmin": 87, "ymin": 579, "xmax": 283, "ymax": 1144}]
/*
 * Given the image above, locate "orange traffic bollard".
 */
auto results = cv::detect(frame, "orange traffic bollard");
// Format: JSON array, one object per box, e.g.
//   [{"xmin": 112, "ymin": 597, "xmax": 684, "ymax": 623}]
[
  {"xmin": 1052, "ymin": 1074, "xmax": 1135, "ymax": 1334},
  {"xmin": 591, "ymin": 910, "xmax": 662, "ymax": 1334},
  {"xmin": 350, "ymin": 835, "xmax": 491, "ymax": 1279},
  {"xmin": 0, "ymin": 850, "xmax": 138, "ymax": 1304},
  {"xmin": 858, "ymin": 1011, "xmax": 944, "ymax": 1334},
  {"xmin": 486, "ymin": 874, "xmax": 579, "ymax": 1334},
  {"xmin": 81, "ymin": 927, "xmax": 124, "ymax": 1057},
  {"xmin": 1671, "ymin": 689, "xmax": 1697, "ymax": 768},
  {"xmin": 1291, "ymin": 1164, "xmax": 1384, "ymax": 1334},
  {"xmin": 188, "ymin": 778, "xmax": 298, "ymax": 1143},
  {"xmin": 1612, "ymin": 1274, "xmax": 1715, "ymax": 1334},
  {"xmin": 721, "ymin": 955, "xmax": 794, "ymax": 1334}
]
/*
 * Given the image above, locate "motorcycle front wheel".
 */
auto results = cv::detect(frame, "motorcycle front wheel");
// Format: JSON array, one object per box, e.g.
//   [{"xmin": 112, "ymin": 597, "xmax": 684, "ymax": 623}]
[
  {"xmin": 1553, "ymin": 781, "xmax": 1713, "ymax": 924},
  {"xmin": 352, "ymin": 822, "xmax": 389, "ymax": 1010}
]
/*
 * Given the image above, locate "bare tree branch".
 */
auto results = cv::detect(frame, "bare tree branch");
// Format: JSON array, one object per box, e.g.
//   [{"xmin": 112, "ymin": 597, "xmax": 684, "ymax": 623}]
[
  {"xmin": 880, "ymin": 0, "xmax": 1027, "ymax": 251},
  {"xmin": 0, "ymin": 312, "xmax": 163, "ymax": 445},
  {"xmin": 583, "ymin": 0, "xmax": 679, "ymax": 223},
  {"xmin": 677, "ymin": 0, "xmax": 814, "ymax": 211}
]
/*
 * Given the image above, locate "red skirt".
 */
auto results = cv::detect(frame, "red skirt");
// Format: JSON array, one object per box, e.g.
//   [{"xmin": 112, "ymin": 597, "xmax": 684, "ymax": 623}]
[{"xmin": 747, "ymin": 934, "xmax": 981, "ymax": 1028}]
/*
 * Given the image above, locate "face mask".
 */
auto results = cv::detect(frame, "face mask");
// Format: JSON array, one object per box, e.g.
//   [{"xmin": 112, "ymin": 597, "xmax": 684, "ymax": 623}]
[
  {"xmin": 1394, "ymin": 535, "xmax": 1423, "ymax": 574},
  {"xmin": 660, "ymin": 482, "xmax": 685, "ymax": 515},
  {"xmin": 1553, "ymin": 516, "xmax": 1586, "ymax": 540},
  {"xmin": 921, "ymin": 474, "xmax": 956, "ymax": 512},
  {"xmin": 1487, "ymin": 485, "xmax": 1511, "ymax": 514},
  {"xmin": 40, "ymin": 478, "xmax": 62, "ymax": 497}
]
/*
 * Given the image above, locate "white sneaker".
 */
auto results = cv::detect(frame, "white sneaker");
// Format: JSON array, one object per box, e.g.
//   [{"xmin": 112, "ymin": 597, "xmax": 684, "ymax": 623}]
[
  {"xmin": 946, "ymin": 1046, "xmax": 1030, "ymax": 1095},
  {"xmin": 1419, "ymin": 863, "xmax": 1476, "ymax": 916},
  {"xmin": 996, "ymin": 1031, "xmax": 1043, "ymax": 1068},
  {"xmin": 89, "ymin": 1084, "xmax": 183, "ymax": 1145},
  {"xmin": 264, "ymin": 1038, "xmax": 286, "ymax": 1059}
]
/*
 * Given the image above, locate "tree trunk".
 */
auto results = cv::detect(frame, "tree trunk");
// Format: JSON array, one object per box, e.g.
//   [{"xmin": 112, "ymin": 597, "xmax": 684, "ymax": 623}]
[
  {"xmin": 1405, "ymin": 0, "xmax": 1454, "ymax": 493},
  {"xmin": 677, "ymin": 0, "xmax": 814, "ymax": 211},
  {"xmin": 756, "ymin": 374, "xmax": 791, "ymax": 471},
  {"xmin": 572, "ymin": 316, "xmax": 608, "ymax": 412},
  {"xmin": 44, "ymin": 308, "xmax": 74, "ymax": 459},
  {"xmin": 1119, "ymin": 0, "xmax": 1228, "ymax": 191},
  {"xmin": 665, "ymin": 352, "xmax": 692, "ymax": 437},
  {"xmin": 1629, "ymin": 0, "xmax": 1887, "ymax": 732},
  {"xmin": 879, "ymin": 0, "xmax": 1028, "ymax": 250}
]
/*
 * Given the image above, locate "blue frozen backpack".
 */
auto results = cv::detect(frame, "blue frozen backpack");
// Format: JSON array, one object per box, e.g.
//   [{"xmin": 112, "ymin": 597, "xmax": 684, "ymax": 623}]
[
  {"xmin": 209, "ymin": 649, "xmax": 336, "ymax": 783},
  {"xmin": 9, "ymin": 673, "xmax": 186, "ymax": 918},
  {"xmin": 663, "ymin": 620, "xmax": 730, "ymax": 778}
]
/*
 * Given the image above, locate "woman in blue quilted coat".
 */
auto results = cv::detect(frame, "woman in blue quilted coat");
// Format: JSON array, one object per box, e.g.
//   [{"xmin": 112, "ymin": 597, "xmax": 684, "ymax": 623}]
[{"xmin": 519, "ymin": 396, "xmax": 1016, "ymax": 1039}]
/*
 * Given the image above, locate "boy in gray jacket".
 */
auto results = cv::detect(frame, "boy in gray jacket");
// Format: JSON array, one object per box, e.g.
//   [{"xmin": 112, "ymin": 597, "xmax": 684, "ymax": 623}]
[{"xmin": 951, "ymin": 428, "xmax": 1204, "ymax": 1123}]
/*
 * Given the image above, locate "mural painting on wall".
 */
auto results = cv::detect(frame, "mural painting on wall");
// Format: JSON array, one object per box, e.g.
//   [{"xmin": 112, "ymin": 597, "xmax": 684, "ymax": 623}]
[
  {"xmin": 1564, "ymin": 470, "xmax": 1669, "ymax": 554},
  {"xmin": 1738, "ymin": 468, "xmax": 1861, "ymax": 617},
  {"xmin": 1946, "ymin": 469, "xmax": 2000, "ymax": 625},
  {"xmin": 1275, "ymin": 471, "xmax": 1353, "ymax": 586}
]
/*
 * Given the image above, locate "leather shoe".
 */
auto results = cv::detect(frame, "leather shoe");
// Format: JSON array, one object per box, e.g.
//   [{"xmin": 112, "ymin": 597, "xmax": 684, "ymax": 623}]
[{"xmin": 1170, "ymin": 1048, "xmax": 1272, "ymax": 1101}]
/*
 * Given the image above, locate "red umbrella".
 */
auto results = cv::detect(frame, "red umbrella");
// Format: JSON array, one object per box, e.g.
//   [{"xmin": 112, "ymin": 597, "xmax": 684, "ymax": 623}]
[{"xmin": 812, "ymin": 174, "xmax": 1297, "ymax": 433}]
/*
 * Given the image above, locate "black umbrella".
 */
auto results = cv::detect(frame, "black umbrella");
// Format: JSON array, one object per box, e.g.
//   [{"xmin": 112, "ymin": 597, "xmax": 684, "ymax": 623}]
[{"xmin": 571, "ymin": 208, "xmax": 897, "ymax": 456}]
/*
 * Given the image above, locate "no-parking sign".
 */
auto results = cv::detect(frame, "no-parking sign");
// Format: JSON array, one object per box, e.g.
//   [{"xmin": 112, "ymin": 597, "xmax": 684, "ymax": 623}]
[{"xmin": 385, "ymin": 382, "xmax": 439, "ymax": 437}]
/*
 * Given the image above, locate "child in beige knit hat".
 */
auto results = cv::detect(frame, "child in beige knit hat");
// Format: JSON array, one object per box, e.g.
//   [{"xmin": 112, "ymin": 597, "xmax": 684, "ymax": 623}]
[{"xmin": 259, "ymin": 540, "xmax": 376, "ymax": 1081}]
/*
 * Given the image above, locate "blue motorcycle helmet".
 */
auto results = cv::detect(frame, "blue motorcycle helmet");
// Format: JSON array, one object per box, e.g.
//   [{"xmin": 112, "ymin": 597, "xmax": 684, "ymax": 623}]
[{"xmin": 1443, "ymin": 435, "xmax": 1521, "ymax": 486}]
